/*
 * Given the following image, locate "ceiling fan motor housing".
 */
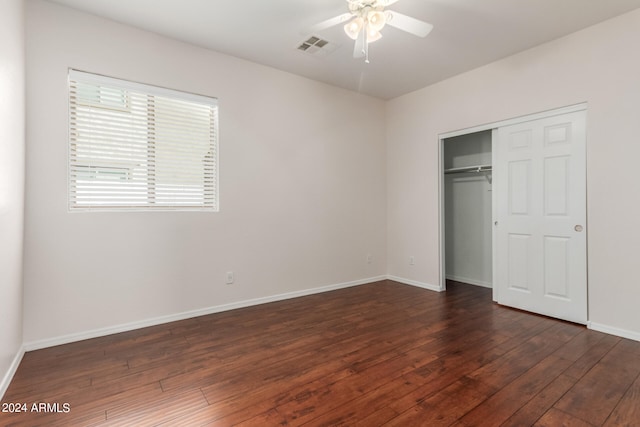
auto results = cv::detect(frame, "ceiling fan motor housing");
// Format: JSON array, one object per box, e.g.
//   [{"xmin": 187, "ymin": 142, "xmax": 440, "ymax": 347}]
[{"xmin": 348, "ymin": 1, "xmax": 385, "ymax": 16}]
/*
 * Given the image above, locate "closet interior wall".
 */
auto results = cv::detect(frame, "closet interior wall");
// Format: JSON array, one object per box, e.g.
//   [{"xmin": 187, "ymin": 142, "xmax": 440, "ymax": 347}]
[{"xmin": 444, "ymin": 130, "xmax": 493, "ymax": 288}]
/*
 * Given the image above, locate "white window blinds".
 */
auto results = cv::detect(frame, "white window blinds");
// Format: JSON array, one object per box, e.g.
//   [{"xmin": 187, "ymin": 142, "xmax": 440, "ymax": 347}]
[{"xmin": 68, "ymin": 70, "xmax": 218, "ymax": 211}]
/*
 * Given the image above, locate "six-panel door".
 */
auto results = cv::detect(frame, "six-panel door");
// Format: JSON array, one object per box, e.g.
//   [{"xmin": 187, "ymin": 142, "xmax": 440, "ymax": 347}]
[{"xmin": 495, "ymin": 110, "xmax": 587, "ymax": 324}]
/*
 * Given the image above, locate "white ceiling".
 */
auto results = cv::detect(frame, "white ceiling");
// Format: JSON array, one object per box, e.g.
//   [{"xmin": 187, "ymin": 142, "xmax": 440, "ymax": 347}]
[{"xmin": 47, "ymin": 0, "xmax": 640, "ymax": 99}]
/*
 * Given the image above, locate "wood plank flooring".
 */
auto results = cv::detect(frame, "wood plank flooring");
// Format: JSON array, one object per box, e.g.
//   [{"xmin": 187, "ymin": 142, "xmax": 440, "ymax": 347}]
[{"xmin": 2, "ymin": 280, "xmax": 639, "ymax": 426}]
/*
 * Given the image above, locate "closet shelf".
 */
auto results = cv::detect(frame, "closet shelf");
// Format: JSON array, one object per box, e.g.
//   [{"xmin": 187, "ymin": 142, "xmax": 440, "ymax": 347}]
[{"xmin": 444, "ymin": 164, "xmax": 492, "ymax": 174}]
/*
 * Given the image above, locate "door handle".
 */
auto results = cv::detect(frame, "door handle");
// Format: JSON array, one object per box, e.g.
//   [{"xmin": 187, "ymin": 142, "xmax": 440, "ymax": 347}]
[{"xmin": 574, "ymin": 225, "xmax": 584, "ymax": 232}]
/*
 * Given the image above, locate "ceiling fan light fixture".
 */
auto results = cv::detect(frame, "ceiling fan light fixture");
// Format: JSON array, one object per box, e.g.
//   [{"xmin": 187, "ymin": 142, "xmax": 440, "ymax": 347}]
[
  {"xmin": 367, "ymin": 27, "xmax": 382, "ymax": 43},
  {"xmin": 367, "ymin": 10, "xmax": 386, "ymax": 32},
  {"xmin": 344, "ymin": 17, "xmax": 364, "ymax": 40},
  {"xmin": 311, "ymin": 0, "xmax": 434, "ymax": 63}
]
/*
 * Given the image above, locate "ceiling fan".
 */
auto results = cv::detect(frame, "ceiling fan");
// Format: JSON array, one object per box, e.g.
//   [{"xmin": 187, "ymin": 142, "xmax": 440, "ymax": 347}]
[{"xmin": 308, "ymin": 0, "xmax": 433, "ymax": 63}]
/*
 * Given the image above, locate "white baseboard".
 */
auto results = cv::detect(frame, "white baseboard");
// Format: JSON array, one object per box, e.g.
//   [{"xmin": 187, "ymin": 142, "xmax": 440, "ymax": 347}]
[
  {"xmin": 386, "ymin": 275, "xmax": 442, "ymax": 292},
  {"xmin": 0, "ymin": 346, "xmax": 25, "ymax": 400},
  {"xmin": 23, "ymin": 275, "xmax": 387, "ymax": 352},
  {"xmin": 446, "ymin": 274, "xmax": 493, "ymax": 289},
  {"xmin": 587, "ymin": 322, "xmax": 640, "ymax": 343}
]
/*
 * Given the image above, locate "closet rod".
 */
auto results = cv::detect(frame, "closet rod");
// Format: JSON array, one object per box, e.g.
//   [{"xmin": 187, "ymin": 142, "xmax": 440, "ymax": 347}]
[{"xmin": 444, "ymin": 164, "xmax": 492, "ymax": 174}]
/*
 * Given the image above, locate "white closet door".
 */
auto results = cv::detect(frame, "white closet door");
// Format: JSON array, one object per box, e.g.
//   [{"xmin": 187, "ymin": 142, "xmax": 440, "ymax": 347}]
[{"xmin": 494, "ymin": 110, "xmax": 587, "ymax": 324}]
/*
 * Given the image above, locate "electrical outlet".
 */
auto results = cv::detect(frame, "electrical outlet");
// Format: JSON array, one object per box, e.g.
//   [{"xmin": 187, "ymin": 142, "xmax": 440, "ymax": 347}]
[
  {"xmin": 366, "ymin": 254, "xmax": 372, "ymax": 264},
  {"xmin": 409, "ymin": 256, "xmax": 415, "ymax": 265},
  {"xmin": 225, "ymin": 271, "xmax": 234, "ymax": 285}
]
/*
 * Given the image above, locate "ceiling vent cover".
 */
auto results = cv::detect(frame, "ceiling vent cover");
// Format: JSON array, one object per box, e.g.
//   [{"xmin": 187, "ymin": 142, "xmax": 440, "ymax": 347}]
[{"xmin": 296, "ymin": 36, "xmax": 337, "ymax": 56}]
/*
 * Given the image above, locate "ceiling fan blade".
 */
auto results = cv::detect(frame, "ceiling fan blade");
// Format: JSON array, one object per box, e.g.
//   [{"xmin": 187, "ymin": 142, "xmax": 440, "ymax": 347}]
[
  {"xmin": 307, "ymin": 12, "xmax": 353, "ymax": 34},
  {"xmin": 353, "ymin": 28, "xmax": 365, "ymax": 58},
  {"xmin": 385, "ymin": 11, "xmax": 433, "ymax": 37}
]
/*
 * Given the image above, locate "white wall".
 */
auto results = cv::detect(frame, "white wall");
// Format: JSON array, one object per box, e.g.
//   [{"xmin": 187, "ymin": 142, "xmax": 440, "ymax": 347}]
[
  {"xmin": 21, "ymin": 1, "xmax": 640, "ymax": 349},
  {"xmin": 23, "ymin": 0, "xmax": 387, "ymax": 346},
  {"xmin": 0, "ymin": 0, "xmax": 26, "ymax": 397},
  {"xmin": 387, "ymin": 8, "xmax": 640, "ymax": 339},
  {"xmin": 444, "ymin": 131, "xmax": 492, "ymax": 287}
]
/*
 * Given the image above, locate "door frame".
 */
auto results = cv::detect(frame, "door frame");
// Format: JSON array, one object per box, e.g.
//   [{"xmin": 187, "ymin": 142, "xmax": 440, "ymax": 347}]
[{"xmin": 438, "ymin": 103, "xmax": 588, "ymax": 304}]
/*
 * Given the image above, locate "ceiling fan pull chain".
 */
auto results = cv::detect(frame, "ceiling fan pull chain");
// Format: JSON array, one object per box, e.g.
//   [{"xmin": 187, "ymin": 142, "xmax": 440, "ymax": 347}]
[{"xmin": 364, "ymin": 27, "xmax": 370, "ymax": 63}]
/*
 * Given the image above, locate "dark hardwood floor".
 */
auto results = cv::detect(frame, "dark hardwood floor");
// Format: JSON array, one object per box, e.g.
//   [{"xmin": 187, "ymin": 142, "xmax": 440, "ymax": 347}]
[{"xmin": 2, "ymin": 280, "xmax": 639, "ymax": 426}]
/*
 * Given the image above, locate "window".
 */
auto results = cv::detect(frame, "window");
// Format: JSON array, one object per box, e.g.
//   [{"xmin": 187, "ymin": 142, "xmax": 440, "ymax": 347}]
[{"xmin": 68, "ymin": 70, "xmax": 218, "ymax": 211}]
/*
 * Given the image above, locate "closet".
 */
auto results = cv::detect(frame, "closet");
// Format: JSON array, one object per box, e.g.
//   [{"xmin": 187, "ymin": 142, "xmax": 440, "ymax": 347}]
[
  {"xmin": 440, "ymin": 106, "xmax": 587, "ymax": 323},
  {"xmin": 443, "ymin": 130, "xmax": 492, "ymax": 288}
]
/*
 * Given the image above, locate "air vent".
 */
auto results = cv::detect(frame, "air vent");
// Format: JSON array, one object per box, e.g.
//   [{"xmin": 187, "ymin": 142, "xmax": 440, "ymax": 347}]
[{"xmin": 296, "ymin": 36, "xmax": 337, "ymax": 56}]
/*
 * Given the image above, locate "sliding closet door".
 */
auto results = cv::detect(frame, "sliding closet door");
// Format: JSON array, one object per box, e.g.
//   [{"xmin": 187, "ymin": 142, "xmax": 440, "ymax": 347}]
[{"xmin": 494, "ymin": 110, "xmax": 587, "ymax": 324}]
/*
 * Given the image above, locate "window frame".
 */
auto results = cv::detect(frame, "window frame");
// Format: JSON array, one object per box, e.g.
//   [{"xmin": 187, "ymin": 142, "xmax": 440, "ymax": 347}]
[{"xmin": 67, "ymin": 69, "xmax": 219, "ymax": 212}]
